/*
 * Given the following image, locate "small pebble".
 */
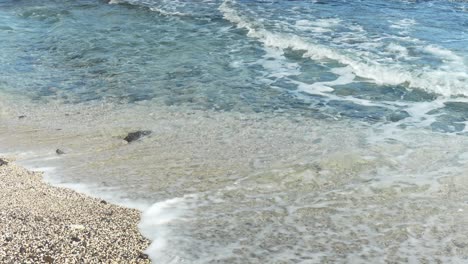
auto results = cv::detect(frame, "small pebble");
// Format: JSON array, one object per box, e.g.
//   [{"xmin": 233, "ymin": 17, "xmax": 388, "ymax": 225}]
[{"xmin": 0, "ymin": 160, "xmax": 151, "ymax": 263}]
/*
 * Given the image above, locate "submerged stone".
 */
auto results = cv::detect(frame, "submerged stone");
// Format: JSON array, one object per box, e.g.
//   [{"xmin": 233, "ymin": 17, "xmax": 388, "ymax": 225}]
[
  {"xmin": 123, "ymin": 130, "xmax": 152, "ymax": 143},
  {"xmin": 56, "ymin": 149, "xmax": 65, "ymax": 155}
]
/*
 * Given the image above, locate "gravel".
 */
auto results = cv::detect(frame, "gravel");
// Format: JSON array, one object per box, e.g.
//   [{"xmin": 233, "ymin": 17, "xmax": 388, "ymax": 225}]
[{"xmin": 0, "ymin": 159, "xmax": 151, "ymax": 263}]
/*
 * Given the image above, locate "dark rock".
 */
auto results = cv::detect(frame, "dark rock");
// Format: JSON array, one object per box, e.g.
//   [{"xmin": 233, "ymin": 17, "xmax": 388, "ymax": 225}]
[
  {"xmin": 5, "ymin": 237, "xmax": 12, "ymax": 242},
  {"xmin": 71, "ymin": 236, "xmax": 81, "ymax": 242},
  {"xmin": 19, "ymin": 247, "xmax": 26, "ymax": 254},
  {"xmin": 43, "ymin": 255, "xmax": 54, "ymax": 263},
  {"xmin": 55, "ymin": 149, "xmax": 65, "ymax": 155},
  {"xmin": 100, "ymin": 200, "xmax": 108, "ymax": 204},
  {"xmin": 0, "ymin": 158, "xmax": 8, "ymax": 166},
  {"xmin": 18, "ymin": 115, "xmax": 26, "ymax": 119},
  {"xmin": 138, "ymin": 252, "xmax": 149, "ymax": 259},
  {"xmin": 123, "ymin": 130, "xmax": 152, "ymax": 143}
]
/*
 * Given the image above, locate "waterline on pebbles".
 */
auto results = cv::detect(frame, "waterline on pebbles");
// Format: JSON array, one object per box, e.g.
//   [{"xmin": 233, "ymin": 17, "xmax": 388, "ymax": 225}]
[{"xmin": 0, "ymin": 159, "xmax": 151, "ymax": 263}]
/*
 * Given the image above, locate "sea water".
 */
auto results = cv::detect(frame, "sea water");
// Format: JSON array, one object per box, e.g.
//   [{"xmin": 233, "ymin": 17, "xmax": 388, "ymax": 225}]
[{"xmin": 0, "ymin": 0, "xmax": 468, "ymax": 263}]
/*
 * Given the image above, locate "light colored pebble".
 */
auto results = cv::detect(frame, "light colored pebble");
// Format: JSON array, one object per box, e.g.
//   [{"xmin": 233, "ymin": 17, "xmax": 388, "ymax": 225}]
[{"xmin": 0, "ymin": 159, "xmax": 151, "ymax": 263}]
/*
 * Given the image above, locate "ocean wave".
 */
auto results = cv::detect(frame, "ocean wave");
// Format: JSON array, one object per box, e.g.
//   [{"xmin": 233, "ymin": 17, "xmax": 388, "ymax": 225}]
[{"xmin": 219, "ymin": 0, "xmax": 468, "ymax": 97}]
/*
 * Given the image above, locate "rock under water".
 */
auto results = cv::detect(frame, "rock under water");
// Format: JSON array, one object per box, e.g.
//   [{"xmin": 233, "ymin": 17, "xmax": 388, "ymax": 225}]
[{"xmin": 124, "ymin": 130, "xmax": 152, "ymax": 143}]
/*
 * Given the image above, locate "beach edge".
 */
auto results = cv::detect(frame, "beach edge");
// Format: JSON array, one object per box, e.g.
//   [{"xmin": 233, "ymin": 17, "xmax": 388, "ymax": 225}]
[{"xmin": 0, "ymin": 158, "xmax": 152, "ymax": 263}]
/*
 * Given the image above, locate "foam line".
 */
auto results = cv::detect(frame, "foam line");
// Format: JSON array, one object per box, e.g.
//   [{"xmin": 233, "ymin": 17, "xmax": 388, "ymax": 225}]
[
  {"xmin": 219, "ymin": 0, "xmax": 468, "ymax": 97},
  {"xmin": 139, "ymin": 196, "xmax": 194, "ymax": 263}
]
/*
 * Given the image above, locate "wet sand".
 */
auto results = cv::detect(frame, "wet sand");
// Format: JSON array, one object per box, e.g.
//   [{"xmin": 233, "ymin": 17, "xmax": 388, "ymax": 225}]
[{"xmin": 0, "ymin": 158, "xmax": 151, "ymax": 263}]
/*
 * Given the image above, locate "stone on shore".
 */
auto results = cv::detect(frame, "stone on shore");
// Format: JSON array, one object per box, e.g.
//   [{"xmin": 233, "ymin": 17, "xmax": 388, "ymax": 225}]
[{"xmin": 0, "ymin": 158, "xmax": 8, "ymax": 166}]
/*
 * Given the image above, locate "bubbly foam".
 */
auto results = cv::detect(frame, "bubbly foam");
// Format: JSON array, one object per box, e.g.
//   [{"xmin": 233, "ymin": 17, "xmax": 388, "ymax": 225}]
[
  {"xmin": 139, "ymin": 197, "xmax": 191, "ymax": 263},
  {"xmin": 296, "ymin": 66, "xmax": 355, "ymax": 93},
  {"xmin": 219, "ymin": 0, "xmax": 468, "ymax": 97}
]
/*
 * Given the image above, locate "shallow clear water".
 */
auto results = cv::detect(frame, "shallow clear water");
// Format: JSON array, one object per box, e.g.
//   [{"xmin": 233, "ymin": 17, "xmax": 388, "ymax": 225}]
[{"xmin": 1, "ymin": 0, "xmax": 468, "ymax": 263}]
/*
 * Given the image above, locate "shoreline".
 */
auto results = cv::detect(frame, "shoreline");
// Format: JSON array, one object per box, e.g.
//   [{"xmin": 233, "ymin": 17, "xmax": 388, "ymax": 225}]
[{"xmin": 0, "ymin": 158, "xmax": 151, "ymax": 263}]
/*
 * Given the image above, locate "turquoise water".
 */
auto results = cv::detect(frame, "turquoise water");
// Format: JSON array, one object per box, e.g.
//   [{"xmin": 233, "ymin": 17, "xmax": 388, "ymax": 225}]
[
  {"xmin": 1, "ymin": 0, "xmax": 467, "ymax": 127},
  {"xmin": 1, "ymin": 0, "xmax": 468, "ymax": 263}
]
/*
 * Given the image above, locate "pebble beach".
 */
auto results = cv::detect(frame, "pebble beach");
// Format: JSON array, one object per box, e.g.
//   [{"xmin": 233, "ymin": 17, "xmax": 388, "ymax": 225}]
[{"xmin": 0, "ymin": 158, "xmax": 151, "ymax": 263}]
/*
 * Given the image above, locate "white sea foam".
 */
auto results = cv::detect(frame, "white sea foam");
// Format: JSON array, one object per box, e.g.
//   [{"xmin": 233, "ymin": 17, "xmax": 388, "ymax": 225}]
[
  {"xmin": 108, "ymin": 0, "xmax": 125, "ymax": 4},
  {"xmin": 424, "ymin": 45, "xmax": 465, "ymax": 66},
  {"xmin": 110, "ymin": 0, "xmax": 190, "ymax": 17},
  {"xmin": 257, "ymin": 46, "xmax": 301, "ymax": 80},
  {"xmin": 295, "ymin": 18, "xmax": 341, "ymax": 33},
  {"xmin": 139, "ymin": 197, "xmax": 191, "ymax": 263},
  {"xmin": 219, "ymin": 0, "xmax": 468, "ymax": 97},
  {"xmin": 295, "ymin": 66, "xmax": 355, "ymax": 93},
  {"xmin": 386, "ymin": 43, "xmax": 410, "ymax": 59},
  {"xmin": 390, "ymin": 18, "xmax": 416, "ymax": 32},
  {"xmin": 149, "ymin": 7, "xmax": 189, "ymax": 17}
]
